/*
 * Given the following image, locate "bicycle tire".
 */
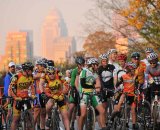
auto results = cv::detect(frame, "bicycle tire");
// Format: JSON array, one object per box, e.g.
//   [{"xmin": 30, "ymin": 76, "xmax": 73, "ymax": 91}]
[
  {"xmin": 153, "ymin": 102, "xmax": 158, "ymax": 129},
  {"xmin": 50, "ymin": 108, "xmax": 60, "ymax": 130},
  {"xmin": 137, "ymin": 100, "xmax": 151, "ymax": 129},
  {"xmin": 84, "ymin": 106, "xmax": 96, "ymax": 130}
]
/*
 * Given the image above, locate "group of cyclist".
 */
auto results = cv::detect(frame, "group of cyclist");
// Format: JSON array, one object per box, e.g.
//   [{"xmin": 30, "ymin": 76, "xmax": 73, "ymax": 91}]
[{"xmin": 2, "ymin": 47, "xmax": 160, "ymax": 130}]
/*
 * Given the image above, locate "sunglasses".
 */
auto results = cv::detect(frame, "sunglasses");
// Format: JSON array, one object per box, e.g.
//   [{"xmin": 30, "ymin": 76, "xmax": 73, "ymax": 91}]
[
  {"xmin": 150, "ymin": 62, "xmax": 157, "ymax": 65},
  {"xmin": 47, "ymin": 72, "xmax": 55, "ymax": 75}
]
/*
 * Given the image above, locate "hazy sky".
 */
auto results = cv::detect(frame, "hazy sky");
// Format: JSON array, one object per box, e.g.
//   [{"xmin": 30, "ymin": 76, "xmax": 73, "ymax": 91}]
[{"xmin": 0, "ymin": 0, "xmax": 93, "ymax": 56}]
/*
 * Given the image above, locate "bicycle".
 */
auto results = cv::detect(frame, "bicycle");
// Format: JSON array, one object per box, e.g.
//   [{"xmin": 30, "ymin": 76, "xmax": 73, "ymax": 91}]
[
  {"xmin": 136, "ymin": 91, "xmax": 151, "ymax": 130},
  {"xmin": 17, "ymin": 97, "xmax": 34, "ymax": 130},
  {"xmin": 46, "ymin": 99, "xmax": 61, "ymax": 130},
  {"xmin": 113, "ymin": 92, "xmax": 131, "ymax": 130},
  {"xmin": 81, "ymin": 91, "xmax": 96, "ymax": 130},
  {"xmin": 102, "ymin": 88, "xmax": 115, "ymax": 123},
  {"xmin": 151, "ymin": 90, "xmax": 160, "ymax": 130},
  {"xmin": 0, "ymin": 97, "xmax": 8, "ymax": 130}
]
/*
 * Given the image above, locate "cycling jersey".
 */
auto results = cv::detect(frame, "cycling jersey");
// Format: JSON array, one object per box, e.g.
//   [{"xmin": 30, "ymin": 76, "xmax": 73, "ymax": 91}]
[
  {"xmin": 45, "ymin": 79, "xmax": 63, "ymax": 98},
  {"xmin": 98, "ymin": 64, "xmax": 115, "ymax": 89},
  {"xmin": 79, "ymin": 67, "xmax": 98, "ymax": 93},
  {"xmin": 121, "ymin": 74, "xmax": 135, "ymax": 96},
  {"xmin": 135, "ymin": 61, "xmax": 146, "ymax": 85},
  {"xmin": 108, "ymin": 60, "xmax": 120, "ymax": 70},
  {"xmin": 146, "ymin": 64, "xmax": 160, "ymax": 85},
  {"xmin": 9, "ymin": 73, "xmax": 34, "ymax": 98}
]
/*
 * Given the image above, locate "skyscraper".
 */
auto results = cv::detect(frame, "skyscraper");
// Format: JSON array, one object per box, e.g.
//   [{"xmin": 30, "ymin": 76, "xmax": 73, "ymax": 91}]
[
  {"xmin": 0, "ymin": 31, "xmax": 33, "ymax": 70},
  {"xmin": 41, "ymin": 9, "xmax": 76, "ymax": 63}
]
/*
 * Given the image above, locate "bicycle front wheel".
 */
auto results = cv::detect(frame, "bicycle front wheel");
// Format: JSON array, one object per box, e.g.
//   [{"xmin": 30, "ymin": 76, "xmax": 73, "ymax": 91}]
[
  {"xmin": 85, "ymin": 106, "xmax": 96, "ymax": 130},
  {"xmin": 50, "ymin": 109, "xmax": 60, "ymax": 130}
]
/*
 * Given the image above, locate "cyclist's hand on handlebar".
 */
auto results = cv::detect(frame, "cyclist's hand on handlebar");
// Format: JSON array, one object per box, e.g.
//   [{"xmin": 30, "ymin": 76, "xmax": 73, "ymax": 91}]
[
  {"xmin": 40, "ymin": 92, "xmax": 47, "ymax": 99},
  {"xmin": 15, "ymin": 97, "xmax": 22, "ymax": 101},
  {"xmin": 31, "ymin": 95, "xmax": 37, "ymax": 99}
]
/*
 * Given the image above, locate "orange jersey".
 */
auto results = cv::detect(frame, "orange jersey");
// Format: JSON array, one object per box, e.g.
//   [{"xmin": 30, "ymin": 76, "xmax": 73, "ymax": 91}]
[
  {"xmin": 135, "ymin": 61, "xmax": 146, "ymax": 84},
  {"xmin": 122, "ymin": 74, "xmax": 135, "ymax": 96},
  {"xmin": 9, "ymin": 73, "xmax": 34, "ymax": 98},
  {"xmin": 45, "ymin": 79, "xmax": 64, "ymax": 100}
]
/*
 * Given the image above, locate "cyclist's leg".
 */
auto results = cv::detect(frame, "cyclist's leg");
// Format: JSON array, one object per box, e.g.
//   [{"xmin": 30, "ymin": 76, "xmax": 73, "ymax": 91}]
[
  {"xmin": 59, "ymin": 100, "xmax": 70, "ymax": 130},
  {"xmin": 39, "ymin": 94, "xmax": 46, "ymax": 130},
  {"xmin": 93, "ymin": 95, "xmax": 106, "ymax": 128},
  {"xmin": 78, "ymin": 94, "xmax": 87, "ymax": 130},
  {"xmin": 10, "ymin": 101, "xmax": 21, "ymax": 130},
  {"xmin": 34, "ymin": 94, "xmax": 41, "ymax": 128},
  {"xmin": 45, "ymin": 99, "xmax": 53, "ymax": 130}
]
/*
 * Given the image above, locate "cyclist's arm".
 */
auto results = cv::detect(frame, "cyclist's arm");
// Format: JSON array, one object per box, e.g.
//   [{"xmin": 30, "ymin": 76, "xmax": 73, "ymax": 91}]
[
  {"xmin": 70, "ymin": 69, "xmax": 77, "ymax": 87},
  {"xmin": 44, "ymin": 85, "xmax": 52, "ymax": 97},
  {"xmin": 95, "ymin": 76, "xmax": 101, "ymax": 92},
  {"xmin": 39, "ymin": 78, "xmax": 45, "ymax": 93},
  {"xmin": 33, "ymin": 73, "xmax": 41, "ymax": 80},
  {"xmin": 115, "ymin": 77, "xmax": 123, "ymax": 88},
  {"xmin": 8, "ymin": 75, "xmax": 18, "ymax": 98},
  {"xmin": 75, "ymin": 75, "xmax": 79, "ymax": 90}
]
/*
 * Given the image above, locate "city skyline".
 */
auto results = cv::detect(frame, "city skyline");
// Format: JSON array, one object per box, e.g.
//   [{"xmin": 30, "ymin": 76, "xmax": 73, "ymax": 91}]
[{"xmin": 0, "ymin": 0, "xmax": 93, "ymax": 56}]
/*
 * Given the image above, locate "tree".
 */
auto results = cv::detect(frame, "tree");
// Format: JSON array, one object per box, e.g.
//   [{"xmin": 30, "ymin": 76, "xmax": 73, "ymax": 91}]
[
  {"xmin": 83, "ymin": 31, "xmax": 116, "ymax": 57},
  {"xmin": 84, "ymin": 0, "xmax": 160, "ymax": 53},
  {"xmin": 121, "ymin": 0, "xmax": 160, "ymax": 51}
]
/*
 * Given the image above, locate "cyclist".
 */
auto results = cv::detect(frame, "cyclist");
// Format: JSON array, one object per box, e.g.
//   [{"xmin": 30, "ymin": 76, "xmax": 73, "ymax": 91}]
[
  {"xmin": 9, "ymin": 62, "xmax": 35, "ymax": 130},
  {"xmin": 131, "ymin": 52, "xmax": 146, "ymax": 90},
  {"xmin": 145, "ymin": 53, "xmax": 160, "ymax": 102},
  {"xmin": 107, "ymin": 49, "xmax": 120, "ymax": 69},
  {"xmin": 98, "ymin": 53, "xmax": 115, "ymax": 125},
  {"xmin": 141, "ymin": 48, "xmax": 154, "ymax": 66},
  {"xmin": 69, "ymin": 56, "xmax": 85, "ymax": 129},
  {"xmin": 112, "ymin": 62, "xmax": 138, "ymax": 129},
  {"xmin": 44, "ymin": 66, "xmax": 70, "ymax": 130},
  {"xmin": 4, "ymin": 62, "xmax": 16, "ymax": 124},
  {"xmin": 111, "ymin": 54, "xmax": 127, "ymax": 119},
  {"xmin": 33, "ymin": 59, "xmax": 47, "ymax": 130},
  {"xmin": 78, "ymin": 58, "xmax": 107, "ymax": 130}
]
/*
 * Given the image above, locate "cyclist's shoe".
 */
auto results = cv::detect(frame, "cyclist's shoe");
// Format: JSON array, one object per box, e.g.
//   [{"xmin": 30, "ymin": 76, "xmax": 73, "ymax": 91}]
[
  {"xmin": 45, "ymin": 118, "xmax": 51, "ymax": 127},
  {"xmin": 101, "ymin": 127, "xmax": 109, "ymax": 130},
  {"xmin": 110, "ymin": 111, "xmax": 120, "ymax": 121},
  {"xmin": 70, "ymin": 122, "xmax": 74, "ymax": 130},
  {"xmin": 133, "ymin": 123, "xmax": 139, "ymax": 129},
  {"xmin": 126, "ymin": 123, "xmax": 129, "ymax": 128}
]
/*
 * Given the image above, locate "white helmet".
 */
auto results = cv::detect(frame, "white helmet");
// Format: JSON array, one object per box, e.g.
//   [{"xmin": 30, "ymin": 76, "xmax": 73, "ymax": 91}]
[
  {"xmin": 147, "ymin": 53, "xmax": 158, "ymax": 61},
  {"xmin": 107, "ymin": 49, "xmax": 117, "ymax": 55},
  {"xmin": 145, "ymin": 48, "xmax": 154, "ymax": 53},
  {"xmin": 87, "ymin": 58, "xmax": 98, "ymax": 65},
  {"xmin": 99, "ymin": 53, "xmax": 108, "ymax": 60}
]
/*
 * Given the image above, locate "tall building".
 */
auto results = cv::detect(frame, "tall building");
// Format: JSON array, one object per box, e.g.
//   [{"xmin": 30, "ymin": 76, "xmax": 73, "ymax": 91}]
[
  {"xmin": 0, "ymin": 31, "xmax": 33, "ymax": 70},
  {"xmin": 41, "ymin": 9, "xmax": 76, "ymax": 63}
]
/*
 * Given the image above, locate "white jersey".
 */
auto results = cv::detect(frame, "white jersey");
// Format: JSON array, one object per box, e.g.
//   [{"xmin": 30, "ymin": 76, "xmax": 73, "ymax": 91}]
[{"xmin": 108, "ymin": 60, "xmax": 120, "ymax": 70}]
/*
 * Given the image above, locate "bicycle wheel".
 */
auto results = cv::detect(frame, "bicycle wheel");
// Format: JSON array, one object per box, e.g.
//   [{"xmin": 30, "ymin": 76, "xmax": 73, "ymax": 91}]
[
  {"xmin": 153, "ymin": 102, "xmax": 158, "ymax": 129},
  {"xmin": 50, "ymin": 108, "xmax": 60, "ymax": 130},
  {"xmin": 137, "ymin": 100, "xmax": 151, "ymax": 129},
  {"xmin": 85, "ymin": 106, "xmax": 96, "ymax": 130}
]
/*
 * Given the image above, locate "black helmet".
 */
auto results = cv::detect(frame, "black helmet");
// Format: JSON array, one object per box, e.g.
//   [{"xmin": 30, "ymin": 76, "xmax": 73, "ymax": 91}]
[
  {"xmin": 131, "ymin": 52, "xmax": 140, "ymax": 59},
  {"xmin": 47, "ymin": 60, "xmax": 54, "ymax": 67},
  {"xmin": 22, "ymin": 62, "xmax": 30, "ymax": 71},
  {"xmin": 75, "ymin": 57, "xmax": 85, "ymax": 65}
]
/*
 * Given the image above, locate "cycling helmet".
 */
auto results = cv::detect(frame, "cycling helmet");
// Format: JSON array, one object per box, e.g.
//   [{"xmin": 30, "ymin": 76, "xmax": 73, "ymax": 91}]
[
  {"xmin": 117, "ymin": 54, "xmax": 127, "ymax": 61},
  {"xmin": 87, "ymin": 58, "xmax": 98, "ymax": 65},
  {"xmin": 99, "ymin": 53, "xmax": 108, "ymax": 60},
  {"xmin": 131, "ymin": 52, "xmax": 140, "ymax": 59},
  {"xmin": 26, "ymin": 62, "xmax": 34, "ymax": 70},
  {"xmin": 46, "ymin": 66, "xmax": 55, "ymax": 73},
  {"xmin": 126, "ymin": 62, "xmax": 137, "ymax": 70},
  {"xmin": 47, "ymin": 60, "xmax": 54, "ymax": 67},
  {"xmin": 75, "ymin": 57, "xmax": 85, "ymax": 65},
  {"xmin": 145, "ymin": 48, "xmax": 154, "ymax": 53},
  {"xmin": 35, "ymin": 59, "xmax": 45, "ymax": 65},
  {"xmin": 107, "ymin": 49, "xmax": 117, "ymax": 55},
  {"xmin": 22, "ymin": 62, "xmax": 30, "ymax": 71},
  {"xmin": 147, "ymin": 52, "xmax": 158, "ymax": 61}
]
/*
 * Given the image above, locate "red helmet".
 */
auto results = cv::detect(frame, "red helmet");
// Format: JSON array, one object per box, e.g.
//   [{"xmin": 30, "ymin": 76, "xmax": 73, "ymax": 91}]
[{"xmin": 117, "ymin": 54, "xmax": 127, "ymax": 61}]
